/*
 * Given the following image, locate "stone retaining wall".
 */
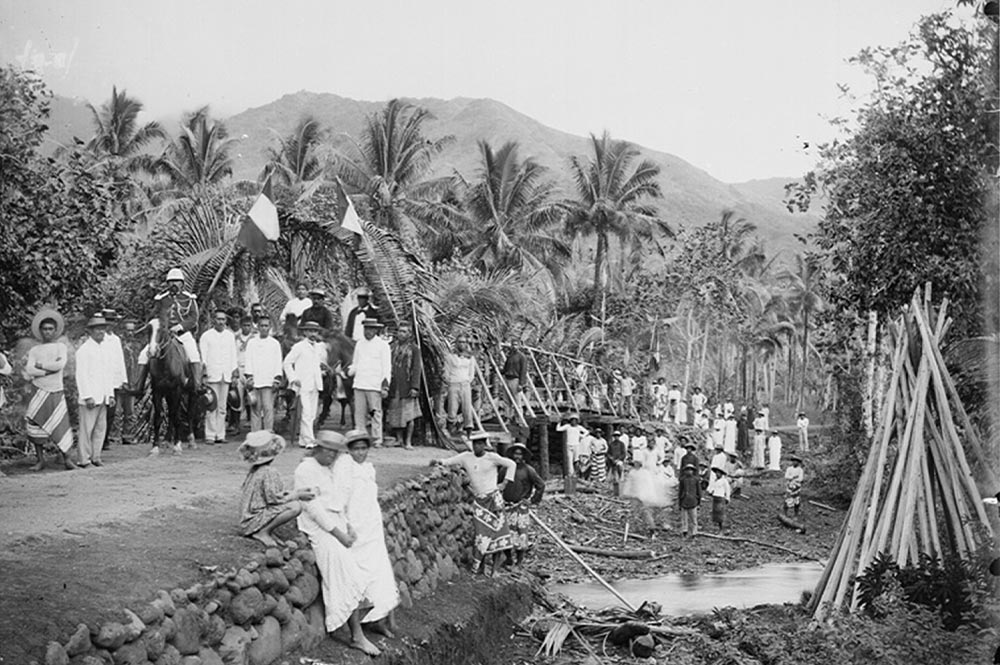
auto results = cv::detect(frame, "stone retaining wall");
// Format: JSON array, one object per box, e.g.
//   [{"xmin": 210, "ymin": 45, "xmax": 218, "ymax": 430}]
[{"xmin": 40, "ymin": 467, "xmax": 474, "ymax": 665}]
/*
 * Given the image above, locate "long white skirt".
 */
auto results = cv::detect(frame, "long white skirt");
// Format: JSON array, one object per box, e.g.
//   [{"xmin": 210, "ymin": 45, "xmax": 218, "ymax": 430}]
[
  {"xmin": 307, "ymin": 529, "xmax": 369, "ymax": 632},
  {"xmin": 353, "ymin": 533, "xmax": 400, "ymax": 623}
]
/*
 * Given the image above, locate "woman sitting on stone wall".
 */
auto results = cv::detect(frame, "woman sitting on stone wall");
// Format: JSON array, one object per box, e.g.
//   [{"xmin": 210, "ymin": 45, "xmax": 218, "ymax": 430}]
[{"xmin": 293, "ymin": 430, "xmax": 383, "ymax": 657}]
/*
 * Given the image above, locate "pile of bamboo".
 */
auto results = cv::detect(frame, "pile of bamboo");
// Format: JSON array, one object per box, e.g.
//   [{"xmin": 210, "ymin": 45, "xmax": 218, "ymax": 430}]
[{"xmin": 810, "ymin": 287, "xmax": 996, "ymax": 621}]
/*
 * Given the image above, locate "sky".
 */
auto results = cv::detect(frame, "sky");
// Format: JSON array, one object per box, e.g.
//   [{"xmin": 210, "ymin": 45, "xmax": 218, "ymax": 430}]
[{"xmin": 0, "ymin": 0, "xmax": 971, "ymax": 182}]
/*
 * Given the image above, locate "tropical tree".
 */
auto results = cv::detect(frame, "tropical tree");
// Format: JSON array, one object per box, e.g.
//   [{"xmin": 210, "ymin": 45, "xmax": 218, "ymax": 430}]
[
  {"xmin": 423, "ymin": 140, "xmax": 570, "ymax": 281},
  {"xmin": 157, "ymin": 106, "xmax": 236, "ymax": 194},
  {"xmin": 85, "ymin": 86, "xmax": 165, "ymax": 173},
  {"xmin": 779, "ymin": 253, "xmax": 825, "ymax": 410},
  {"xmin": 565, "ymin": 131, "xmax": 666, "ymax": 322},
  {"xmin": 335, "ymin": 99, "xmax": 453, "ymax": 237},
  {"xmin": 262, "ymin": 115, "xmax": 325, "ymax": 189}
]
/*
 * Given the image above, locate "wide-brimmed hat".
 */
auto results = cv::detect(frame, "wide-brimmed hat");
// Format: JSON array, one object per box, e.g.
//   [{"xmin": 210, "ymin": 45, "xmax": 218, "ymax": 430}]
[
  {"xmin": 568, "ymin": 413, "xmax": 580, "ymax": 421},
  {"xmin": 711, "ymin": 466, "xmax": 727, "ymax": 476},
  {"xmin": 308, "ymin": 288, "xmax": 326, "ymax": 297},
  {"xmin": 362, "ymin": 318, "xmax": 384, "ymax": 328},
  {"xmin": 239, "ymin": 431, "xmax": 286, "ymax": 466},
  {"xmin": 506, "ymin": 442, "xmax": 529, "ymax": 459},
  {"xmin": 101, "ymin": 309, "xmax": 120, "ymax": 321},
  {"xmin": 86, "ymin": 315, "xmax": 109, "ymax": 328},
  {"xmin": 299, "ymin": 320, "xmax": 321, "ymax": 331},
  {"xmin": 315, "ymin": 430, "xmax": 348, "ymax": 452},
  {"xmin": 469, "ymin": 430, "xmax": 491, "ymax": 442},
  {"xmin": 714, "ymin": 442, "xmax": 725, "ymax": 450},
  {"xmin": 682, "ymin": 463, "xmax": 696, "ymax": 470},
  {"xmin": 31, "ymin": 308, "xmax": 65, "ymax": 340},
  {"xmin": 344, "ymin": 429, "xmax": 373, "ymax": 448},
  {"xmin": 684, "ymin": 441, "xmax": 697, "ymax": 450},
  {"xmin": 790, "ymin": 454, "xmax": 803, "ymax": 463},
  {"xmin": 355, "ymin": 286, "xmax": 371, "ymax": 297}
]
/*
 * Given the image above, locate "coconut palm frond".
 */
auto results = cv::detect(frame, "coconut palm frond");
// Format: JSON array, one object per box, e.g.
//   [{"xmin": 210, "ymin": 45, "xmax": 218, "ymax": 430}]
[
  {"xmin": 577, "ymin": 326, "xmax": 606, "ymax": 357},
  {"xmin": 536, "ymin": 619, "xmax": 572, "ymax": 658}
]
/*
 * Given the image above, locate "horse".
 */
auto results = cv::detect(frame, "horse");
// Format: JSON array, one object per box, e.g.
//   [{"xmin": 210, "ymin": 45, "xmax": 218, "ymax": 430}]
[
  {"xmin": 317, "ymin": 330, "xmax": 356, "ymax": 427},
  {"xmin": 147, "ymin": 322, "xmax": 199, "ymax": 452}
]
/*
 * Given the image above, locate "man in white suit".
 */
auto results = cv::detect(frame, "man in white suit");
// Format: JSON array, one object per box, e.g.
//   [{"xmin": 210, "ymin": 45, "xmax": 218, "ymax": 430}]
[
  {"xmin": 283, "ymin": 320, "xmax": 325, "ymax": 448},
  {"xmin": 199, "ymin": 310, "xmax": 238, "ymax": 443}
]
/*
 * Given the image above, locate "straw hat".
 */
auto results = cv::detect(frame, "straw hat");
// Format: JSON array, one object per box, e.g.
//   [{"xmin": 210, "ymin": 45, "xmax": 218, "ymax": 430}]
[
  {"xmin": 299, "ymin": 320, "xmax": 321, "ymax": 331},
  {"xmin": 31, "ymin": 308, "xmax": 65, "ymax": 340},
  {"xmin": 86, "ymin": 315, "xmax": 109, "ymax": 328},
  {"xmin": 315, "ymin": 430, "xmax": 348, "ymax": 452},
  {"xmin": 469, "ymin": 430, "xmax": 491, "ymax": 442},
  {"xmin": 362, "ymin": 318, "xmax": 383, "ymax": 328},
  {"xmin": 790, "ymin": 454, "xmax": 804, "ymax": 463},
  {"xmin": 238, "ymin": 431, "xmax": 286, "ymax": 466},
  {"xmin": 344, "ymin": 429, "xmax": 373, "ymax": 448},
  {"xmin": 711, "ymin": 466, "xmax": 727, "ymax": 476},
  {"xmin": 506, "ymin": 442, "xmax": 529, "ymax": 459}
]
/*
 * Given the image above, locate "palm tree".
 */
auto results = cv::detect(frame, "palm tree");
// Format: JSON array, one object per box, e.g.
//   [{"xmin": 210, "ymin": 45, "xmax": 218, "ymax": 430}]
[
  {"xmin": 779, "ymin": 253, "xmax": 825, "ymax": 409},
  {"xmin": 431, "ymin": 141, "xmax": 570, "ymax": 279},
  {"xmin": 262, "ymin": 115, "xmax": 325, "ymax": 189},
  {"xmin": 335, "ymin": 99, "xmax": 453, "ymax": 237},
  {"xmin": 157, "ymin": 107, "xmax": 236, "ymax": 193},
  {"xmin": 565, "ymin": 131, "xmax": 667, "ymax": 320},
  {"xmin": 85, "ymin": 86, "xmax": 166, "ymax": 173}
]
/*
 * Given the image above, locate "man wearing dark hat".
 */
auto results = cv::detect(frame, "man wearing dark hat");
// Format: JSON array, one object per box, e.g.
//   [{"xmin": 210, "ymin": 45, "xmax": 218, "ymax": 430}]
[
  {"xmin": 283, "ymin": 320, "xmax": 325, "ymax": 447},
  {"xmin": 607, "ymin": 429, "xmax": 628, "ymax": 495},
  {"xmin": 502, "ymin": 442, "xmax": 544, "ymax": 566},
  {"xmin": 677, "ymin": 462, "xmax": 702, "ymax": 537},
  {"xmin": 348, "ymin": 318, "xmax": 391, "ymax": 447},
  {"xmin": 299, "ymin": 288, "xmax": 334, "ymax": 332},
  {"xmin": 76, "ymin": 315, "xmax": 119, "ymax": 467},
  {"xmin": 24, "ymin": 309, "xmax": 77, "ymax": 471},
  {"xmin": 150, "ymin": 267, "xmax": 204, "ymax": 391},
  {"xmin": 680, "ymin": 438, "xmax": 700, "ymax": 476},
  {"xmin": 344, "ymin": 286, "xmax": 378, "ymax": 342},
  {"xmin": 431, "ymin": 431, "xmax": 516, "ymax": 576}
]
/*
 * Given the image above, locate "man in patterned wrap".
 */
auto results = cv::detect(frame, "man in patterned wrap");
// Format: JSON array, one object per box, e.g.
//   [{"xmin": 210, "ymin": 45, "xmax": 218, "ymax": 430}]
[{"xmin": 430, "ymin": 431, "xmax": 516, "ymax": 576}]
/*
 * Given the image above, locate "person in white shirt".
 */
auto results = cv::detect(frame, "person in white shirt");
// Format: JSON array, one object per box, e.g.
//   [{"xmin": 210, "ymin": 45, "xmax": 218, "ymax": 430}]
[
  {"xmin": 674, "ymin": 400, "xmax": 688, "ymax": 425},
  {"xmin": 576, "ymin": 428, "xmax": 594, "ymax": 479},
  {"xmin": 690, "ymin": 386, "xmax": 707, "ymax": 413},
  {"xmin": 348, "ymin": 318, "xmax": 392, "ymax": 447},
  {"xmin": 723, "ymin": 414, "xmax": 738, "ymax": 454},
  {"xmin": 430, "ymin": 431, "xmax": 516, "ymax": 575},
  {"xmin": 556, "ymin": 413, "xmax": 588, "ymax": 476},
  {"xmin": 284, "ymin": 320, "xmax": 325, "ymax": 447},
  {"xmin": 760, "ymin": 404, "xmax": 771, "ymax": 431},
  {"xmin": 768, "ymin": 430, "xmax": 783, "ymax": 471},
  {"xmin": 280, "ymin": 283, "xmax": 313, "ymax": 326},
  {"xmin": 444, "ymin": 338, "xmax": 477, "ymax": 432},
  {"xmin": 708, "ymin": 443, "xmax": 728, "ymax": 491},
  {"xmin": 796, "ymin": 412, "xmax": 810, "ymax": 452},
  {"xmin": 666, "ymin": 382, "xmax": 682, "ymax": 419},
  {"xmin": 99, "ymin": 309, "xmax": 129, "ymax": 449},
  {"xmin": 783, "ymin": 455, "xmax": 805, "ymax": 516},
  {"xmin": 244, "ymin": 313, "xmax": 283, "ymax": 431},
  {"xmin": 711, "ymin": 416, "xmax": 725, "ymax": 453},
  {"xmin": 199, "ymin": 310, "xmax": 239, "ymax": 444},
  {"xmin": 76, "ymin": 316, "xmax": 120, "ymax": 467},
  {"xmin": 233, "ymin": 316, "xmax": 258, "ymax": 428},
  {"xmin": 709, "ymin": 467, "xmax": 731, "ymax": 533}
]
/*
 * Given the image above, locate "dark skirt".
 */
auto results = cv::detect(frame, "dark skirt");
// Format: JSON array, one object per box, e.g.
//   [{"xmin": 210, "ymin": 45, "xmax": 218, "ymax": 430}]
[{"xmin": 711, "ymin": 496, "xmax": 729, "ymax": 526}]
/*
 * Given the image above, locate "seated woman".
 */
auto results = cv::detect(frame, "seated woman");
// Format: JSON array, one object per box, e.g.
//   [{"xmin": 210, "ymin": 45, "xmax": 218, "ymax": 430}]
[
  {"xmin": 238, "ymin": 431, "xmax": 314, "ymax": 547},
  {"xmin": 332, "ymin": 429, "xmax": 400, "ymax": 636},
  {"xmin": 293, "ymin": 430, "xmax": 383, "ymax": 657}
]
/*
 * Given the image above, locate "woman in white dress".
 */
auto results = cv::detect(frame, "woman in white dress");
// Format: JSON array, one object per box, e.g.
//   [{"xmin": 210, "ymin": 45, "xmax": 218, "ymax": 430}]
[
  {"xmin": 294, "ymin": 431, "xmax": 383, "ymax": 657},
  {"xmin": 332, "ymin": 429, "xmax": 400, "ymax": 635}
]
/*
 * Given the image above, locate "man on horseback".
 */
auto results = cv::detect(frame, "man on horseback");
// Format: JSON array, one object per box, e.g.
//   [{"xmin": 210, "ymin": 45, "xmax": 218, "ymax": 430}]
[{"xmin": 135, "ymin": 268, "xmax": 204, "ymax": 393}]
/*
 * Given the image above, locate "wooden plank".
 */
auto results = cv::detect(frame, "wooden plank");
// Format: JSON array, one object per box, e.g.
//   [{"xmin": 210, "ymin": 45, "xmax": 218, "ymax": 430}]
[
  {"xmin": 526, "ymin": 348, "xmax": 560, "ymax": 415},
  {"xmin": 485, "ymin": 350, "xmax": 528, "ymax": 429}
]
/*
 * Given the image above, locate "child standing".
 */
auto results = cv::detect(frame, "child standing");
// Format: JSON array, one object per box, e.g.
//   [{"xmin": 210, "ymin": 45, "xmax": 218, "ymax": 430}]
[
  {"xmin": 796, "ymin": 412, "xmax": 810, "ymax": 452},
  {"xmin": 677, "ymin": 463, "xmax": 702, "ymax": 537},
  {"xmin": 709, "ymin": 466, "xmax": 731, "ymax": 534},
  {"xmin": 784, "ymin": 455, "xmax": 805, "ymax": 517},
  {"xmin": 238, "ymin": 431, "xmax": 314, "ymax": 547}
]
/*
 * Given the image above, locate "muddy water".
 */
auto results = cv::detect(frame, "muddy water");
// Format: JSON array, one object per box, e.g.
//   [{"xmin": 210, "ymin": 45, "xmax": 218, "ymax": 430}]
[{"xmin": 552, "ymin": 562, "xmax": 825, "ymax": 615}]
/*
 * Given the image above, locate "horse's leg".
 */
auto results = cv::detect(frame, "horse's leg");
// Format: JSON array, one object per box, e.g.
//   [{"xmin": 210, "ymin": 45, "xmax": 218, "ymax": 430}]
[
  {"xmin": 151, "ymin": 390, "xmax": 163, "ymax": 455},
  {"xmin": 185, "ymin": 388, "xmax": 198, "ymax": 450},
  {"xmin": 166, "ymin": 390, "xmax": 182, "ymax": 454}
]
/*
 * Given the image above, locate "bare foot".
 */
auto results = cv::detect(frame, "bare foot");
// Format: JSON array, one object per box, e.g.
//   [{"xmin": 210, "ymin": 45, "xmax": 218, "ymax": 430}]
[
  {"xmin": 30, "ymin": 461, "xmax": 45, "ymax": 472},
  {"xmin": 351, "ymin": 636, "xmax": 381, "ymax": 657},
  {"xmin": 251, "ymin": 533, "xmax": 279, "ymax": 548},
  {"xmin": 368, "ymin": 621, "xmax": 395, "ymax": 639},
  {"xmin": 63, "ymin": 459, "xmax": 78, "ymax": 470},
  {"xmin": 91, "ymin": 460, "xmax": 103, "ymax": 467}
]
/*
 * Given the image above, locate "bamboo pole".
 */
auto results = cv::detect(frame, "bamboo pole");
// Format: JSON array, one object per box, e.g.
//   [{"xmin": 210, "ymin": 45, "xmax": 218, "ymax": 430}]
[
  {"xmin": 526, "ymin": 348, "xmax": 559, "ymax": 415},
  {"xmin": 926, "ymin": 417, "xmax": 978, "ymax": 554},
  {"xmin": 919, "ymin": 430, "xmax": 942, "ymax": 559},
  {"xmin": 474, "ymin": 362, "xmax": 510, "ymax": 433},
  {"xmin": 529, "ymin": 510, "xmax": 639, "ymax": 612},
  {"xmin": 485, "ymin": 350, "xmax": 528, "ymax": 429},
  {"xmin": 925, "ymin": 420, "xmax": 972, "ymax": 558},
  {"xmin": 551, "ymin": 355, "xmax": 583, "ymax": 414}
]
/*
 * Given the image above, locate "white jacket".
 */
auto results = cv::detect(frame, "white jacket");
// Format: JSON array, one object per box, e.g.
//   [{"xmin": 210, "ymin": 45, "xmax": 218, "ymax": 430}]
[
  {"xmin": 244, "ymin": 336, "xmax": 284, "ymax": 386},
  {"xmin": 199, "ymin": 328, "xmax": 238, "ymax": 383},
  {"xmin": 349, "ymin": 336, "xmax": 391, "ymax": 391},
  {"xmin": 283, "ymin": 338, "xmax": 324, "ymax": 392},
  {"xmin": 76, "ymin": 337, "xmax": 118, "ymax": 405}
]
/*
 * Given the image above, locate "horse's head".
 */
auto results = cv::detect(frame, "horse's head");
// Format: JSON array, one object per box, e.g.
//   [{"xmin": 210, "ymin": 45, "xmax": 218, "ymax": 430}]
[{"xmin": 325, "ymin": 330, "xmax": 355, "ymax": 367}]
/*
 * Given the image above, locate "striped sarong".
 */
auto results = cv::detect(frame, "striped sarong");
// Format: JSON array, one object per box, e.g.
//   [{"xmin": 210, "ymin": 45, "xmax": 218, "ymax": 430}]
[
  {"xmin": 25, "ymin": 387, "xmax": 74, "ymax": 452},
  {"xmin": 472, "ymin": 491, "xmax": 511, "ymax": 557}
]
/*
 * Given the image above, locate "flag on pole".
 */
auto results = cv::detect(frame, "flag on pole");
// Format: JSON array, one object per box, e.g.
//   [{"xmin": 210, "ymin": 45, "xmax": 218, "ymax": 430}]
[
  {"xmin": 238, "ymin": 176, "xmax": 279, "ymax": 256},
  {"xmin": 335, "ymin": 177, "xmax": 364, "ymax": 236}
]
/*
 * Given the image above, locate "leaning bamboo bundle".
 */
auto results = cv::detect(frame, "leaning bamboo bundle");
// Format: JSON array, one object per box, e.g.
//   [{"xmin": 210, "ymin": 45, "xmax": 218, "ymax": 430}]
[{"xmin": 810, "ymin": 285, "xmax": 994, "ymax": 621}]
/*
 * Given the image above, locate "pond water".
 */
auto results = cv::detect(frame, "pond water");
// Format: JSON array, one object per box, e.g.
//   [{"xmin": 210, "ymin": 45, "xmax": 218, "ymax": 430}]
[{"xmin": 552, "ymin": 561, "xmax": 825, "ymax": 616}]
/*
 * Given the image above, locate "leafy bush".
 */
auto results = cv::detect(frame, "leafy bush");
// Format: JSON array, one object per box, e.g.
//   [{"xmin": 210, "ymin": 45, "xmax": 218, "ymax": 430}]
[{"xmin": 856, "ymin": 551, "xmax": 991, "ymax": 630}]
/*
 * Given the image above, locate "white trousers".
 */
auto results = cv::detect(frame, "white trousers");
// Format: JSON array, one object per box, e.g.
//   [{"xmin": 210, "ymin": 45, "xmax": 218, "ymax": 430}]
[
  {"xmin": 78, "ymin": 404, "xmax": 107, "ymax": 465},
  {"xmin": 206, "ymin": 381, "xmax": 229, "ymax": 441},
  {"xmin": 299, "ymin": 389, "xmax": 319, "ymax": 446}
]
